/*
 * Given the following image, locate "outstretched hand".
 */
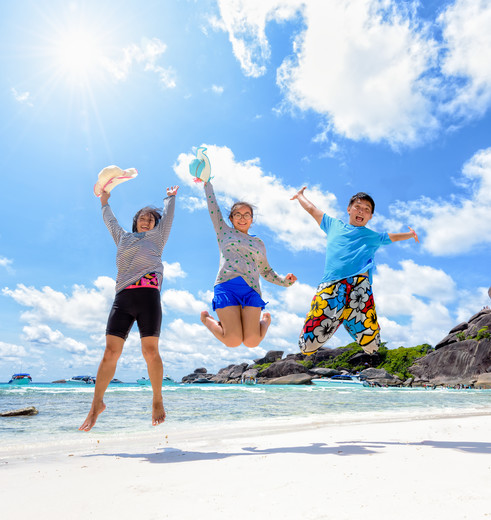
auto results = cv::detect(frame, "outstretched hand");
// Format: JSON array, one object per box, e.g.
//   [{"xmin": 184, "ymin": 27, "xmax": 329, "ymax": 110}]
[
  {"xmin": 167, "ymin": 185, "xmax": 179, "ymax": 197},
  {"xmin": 408, "ymin": 226, "xmax": 419, "ymax": 243},
  {"xmin": 291, "ymin": 186, "xmax": 307, "ymax": 201},
  {"xmin": 285, "ymin": 273, "xmax": 297, "ymax": 284}
]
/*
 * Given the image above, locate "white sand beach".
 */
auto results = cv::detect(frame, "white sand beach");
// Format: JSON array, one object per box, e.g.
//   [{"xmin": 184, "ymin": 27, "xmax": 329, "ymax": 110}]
[{"xmin": 1, "ymin": 413, "xmax": 490, "ymax": 520}]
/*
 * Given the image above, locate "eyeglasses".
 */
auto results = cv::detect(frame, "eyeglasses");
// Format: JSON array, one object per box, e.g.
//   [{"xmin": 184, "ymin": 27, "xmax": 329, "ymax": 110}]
[
  {"xmin": 232, "ymin": 212, "xmax": 252, "ymax": 220},
  {"xmin": 137, "ymin": 215, "xmax": 156, "ymax": 222}
]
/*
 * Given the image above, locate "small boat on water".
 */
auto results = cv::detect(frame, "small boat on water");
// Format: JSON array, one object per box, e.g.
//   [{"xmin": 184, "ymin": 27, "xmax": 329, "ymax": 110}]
[
  {"xmin": 8, "ymin": 373, "xmax": 32, "ymax": 385},
  {"xmin": 69, "ymin": 375, "xmax": 95, "ymax": 384},
  {"xmin": 137, "ymin": 376, "xmax": 175, "ymax": 385},
  {"xmin": 313, "ymin": 375, "xmax": 367, "ymax": 386}
]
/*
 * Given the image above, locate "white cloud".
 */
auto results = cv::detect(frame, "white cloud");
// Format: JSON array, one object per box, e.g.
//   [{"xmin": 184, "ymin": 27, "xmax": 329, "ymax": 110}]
[
  {"xmin": 173, "ymin": 144, "xmax": 339, "ymax": 252},
  {"xmin": 217, "ymin": 0, "xmax": 440, "ymax": 146},
  {"xmin": 375, "ymin": 260, "xmax": 456, "ymax": 346},
  {"xmin": 0, "ymin": 255, "xmax": 13, "ymax": 273},
  {"xmin": 216, "ymin": 0, "xmax": 491, "ymax": 147},
  {"xmin": 216, "ymin": 0, "xmax": 303, "ymax": 78},
  {"xmin": 439, "ymin": 0, "xmax": 491, "ymax": 118},
  {"xmin": 2, "ymin": 276, "xmax": 114, "ymax": 331},
  {"xmin": 22, "ymin": 324, "xmax": 88, "ymax": 354},
  {"xmin": 277, "ymin": 0, "xmax": 439, "ymax": 146},
  {"xmin": 0, "ymin": 341, "xmax": 28, "ymax": 360},
  {"xmin": 11, "ymin": 88, "xmax": 33, "ymax": 106},
  {"xmin": 386, "ymin": 147, "xmax": 491, "ymax": 255},
  {"xmin": 161, "ymin": 289, "xmax": 208, "ymax": 315},
  {"xmin": 281, "ymin": 280, "xmax": 316, "ymax": 314},
  {"xmin": 211, "ymin": 84, "xmax": 224, "ymax": 95},
  {"xmin": 180, "ymin": 196, "xmax": 207, "ymax": 212},
  {"xmin": 163, "ymin": 261, "xmax": 186, "ymax": 281},
  {"xmin": 101, "ymin": 38, "xmax": 176, "ymax": 88}
]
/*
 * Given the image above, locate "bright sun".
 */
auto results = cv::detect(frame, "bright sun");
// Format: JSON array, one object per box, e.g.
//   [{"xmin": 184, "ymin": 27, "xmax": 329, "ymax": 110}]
[{"xmin": 52, "ymin": 28, "xmax": 103, "ymax": 84}]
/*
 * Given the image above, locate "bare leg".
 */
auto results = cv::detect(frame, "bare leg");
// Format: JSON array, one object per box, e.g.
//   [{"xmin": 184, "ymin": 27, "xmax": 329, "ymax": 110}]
[
  {"xmin": 242, "ymin": 307, "xmax": 271, "ymax": 348},
  {"xmin": 141, "ymin": 336, "xmax": 165, "ymax": 426},
  {"xmin": 200, "ymin": 307, "xmax": 243, "ymax": 347},
  {"xmin": 79, "ymin": 335, "xmax": 124, "ymax": 432}
]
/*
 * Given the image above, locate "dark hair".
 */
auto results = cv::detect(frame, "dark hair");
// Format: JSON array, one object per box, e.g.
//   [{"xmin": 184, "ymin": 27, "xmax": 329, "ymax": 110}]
[
  {"xmin": 348, "ymin": 192, "xmax": 375, "ymax": 214},
  {"xmin": 132, "ymin": 206, "xmax": 162, "ymax": 232},
  {"xmin": 228, "ymin": 202, "xmax": 255, "ymax": 221}
]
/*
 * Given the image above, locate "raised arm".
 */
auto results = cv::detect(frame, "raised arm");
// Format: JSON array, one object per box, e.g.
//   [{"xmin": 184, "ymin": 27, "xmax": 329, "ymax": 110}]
[
  {"xmin": 203, "ymin": 181, "xmax": 226, "ymax": 234},
  {"xmin": 156, "ymin": 187, "xmax": 178, "ymax": 247},
  {"xmin": 100, "ymin": 190, "xmax": 110, "ymax": 207},
  {"xmin": 291, "ymin": 187, "xmax": 324, "ymax": 225},
  {"xmin": 388, "ymin": 226, "xmax": 419, "ymax": 243},
  {"xmin": 101, "ymin": 191, "xmax": 125, "ymax": 245}
]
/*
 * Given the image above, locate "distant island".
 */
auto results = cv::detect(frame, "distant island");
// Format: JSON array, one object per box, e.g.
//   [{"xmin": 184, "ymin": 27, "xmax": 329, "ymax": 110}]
[{"xmin": 181, "ymin": 308, "xmax": 491, "ymax": 389}]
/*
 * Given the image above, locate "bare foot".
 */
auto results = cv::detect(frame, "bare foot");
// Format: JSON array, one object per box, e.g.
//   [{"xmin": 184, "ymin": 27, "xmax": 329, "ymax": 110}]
[
  {"xmin": 152, "ymin": 398, "xmax": 166, "ymax": 426},
  {"xmin": 200, "ymin": 310, "xmax": 211, "ymax": 325},
  {"xmin": 261, "ymin": 312, "xmax": 271, "ymax": 329},
  {"xmin": 200, "ymin": 310, "xmax": 221, "ymax": 333},
  {"xmin": 79, "ymin": 402, "xmax": 106, "ymax": 432}
]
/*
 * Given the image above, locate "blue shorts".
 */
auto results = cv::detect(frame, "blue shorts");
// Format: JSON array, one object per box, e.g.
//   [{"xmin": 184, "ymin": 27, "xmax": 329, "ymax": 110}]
[{"xmin": 212, "ymin": 277, "xmax": 267, "ymax": 311}]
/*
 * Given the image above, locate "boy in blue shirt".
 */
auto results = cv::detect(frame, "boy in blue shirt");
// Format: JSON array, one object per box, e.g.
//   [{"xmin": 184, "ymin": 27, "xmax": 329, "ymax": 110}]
[{"xmin": 292, "ymin": 187, "xmax": 418, "ymax": 355}]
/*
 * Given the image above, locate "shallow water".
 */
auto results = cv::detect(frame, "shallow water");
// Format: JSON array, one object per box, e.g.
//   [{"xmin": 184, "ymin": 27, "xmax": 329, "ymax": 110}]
[{"xmin": 1, "ymin": 382, "xmax": 490, "ymax": 448}]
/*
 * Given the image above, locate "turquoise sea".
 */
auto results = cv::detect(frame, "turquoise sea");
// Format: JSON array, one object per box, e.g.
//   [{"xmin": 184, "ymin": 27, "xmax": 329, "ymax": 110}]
[{"xmin": 1, "ymin": 382, "xmax": 490, "ymax": 451}]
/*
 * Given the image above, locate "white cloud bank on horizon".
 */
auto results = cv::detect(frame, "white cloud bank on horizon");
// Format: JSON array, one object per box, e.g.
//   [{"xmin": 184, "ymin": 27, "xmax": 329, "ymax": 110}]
[
  {"xmin": 2, "ymin": 257, "xmax": 487, "ymax": 376},
  {"xmin": 215, "ymin": 0, "xmax": 491, "ymax": 147}
]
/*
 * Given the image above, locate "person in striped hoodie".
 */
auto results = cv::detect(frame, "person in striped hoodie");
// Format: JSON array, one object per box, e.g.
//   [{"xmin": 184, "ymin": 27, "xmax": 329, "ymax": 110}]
[{"xmin": 79, "ymin": 185, "xmax": 178, "ymax": 432}]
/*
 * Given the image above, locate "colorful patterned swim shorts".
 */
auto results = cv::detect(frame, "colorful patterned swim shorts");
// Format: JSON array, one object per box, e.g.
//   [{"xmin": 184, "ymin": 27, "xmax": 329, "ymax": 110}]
[{"xmin": 299, "ymin": 275, "xmax": 381, "ymax": 356}]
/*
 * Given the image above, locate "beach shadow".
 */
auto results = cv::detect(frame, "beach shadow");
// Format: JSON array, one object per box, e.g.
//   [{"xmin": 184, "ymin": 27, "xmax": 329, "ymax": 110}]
[
  {"xmin": 83, "ymin": 441, "xmax": 379, "ymax": 464},
  {"xmin": 338, "ymin": 440, "xmax": 491, "ymax": 455}
]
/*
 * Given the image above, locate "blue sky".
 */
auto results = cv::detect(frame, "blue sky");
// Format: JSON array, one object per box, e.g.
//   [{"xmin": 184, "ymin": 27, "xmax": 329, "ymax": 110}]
[{"xmin": 1, "ymin": 0, "xmax": 490, "ymax": 383}]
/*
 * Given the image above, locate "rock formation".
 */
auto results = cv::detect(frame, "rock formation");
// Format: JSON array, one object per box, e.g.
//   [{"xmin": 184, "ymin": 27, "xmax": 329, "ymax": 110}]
[
  {"xmin": 1, "ymin": 406, "xmax": 39, "ymax": 417},
  {"xmin": 410, "ymin": 309, "xmax": 491, "ymax": 386},
  {"xmin": 181, "ymin": 308, "xmax": 491, "ymax": 387}
]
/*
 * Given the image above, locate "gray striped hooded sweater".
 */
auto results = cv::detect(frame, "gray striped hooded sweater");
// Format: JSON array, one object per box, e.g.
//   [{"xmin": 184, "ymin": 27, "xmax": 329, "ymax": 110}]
[{"xmin": 102, "ymin": 195, "xmax": 176, "ymax": 294}]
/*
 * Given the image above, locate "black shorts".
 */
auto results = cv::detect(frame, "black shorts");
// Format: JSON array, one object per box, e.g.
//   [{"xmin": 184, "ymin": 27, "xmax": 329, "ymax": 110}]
[{"xmin": 106, "ymin": 288, "xmax": 162, "ymax": 340}]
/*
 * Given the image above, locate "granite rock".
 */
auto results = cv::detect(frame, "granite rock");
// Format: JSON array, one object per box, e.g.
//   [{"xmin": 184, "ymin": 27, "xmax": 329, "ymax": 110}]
[
  {"xmin": 1, "ymin": 406, "xmax": 39, "ymax": 417},
  {"xmin": 264, "ymin": 373, "xmax": 313, "ymax": 385}
]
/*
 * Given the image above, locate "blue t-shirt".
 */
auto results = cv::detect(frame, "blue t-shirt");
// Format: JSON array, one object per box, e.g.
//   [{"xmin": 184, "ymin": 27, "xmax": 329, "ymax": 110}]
[{"xmin": 320, "ymin": 214, "xmax": 392, "ymax": 285}]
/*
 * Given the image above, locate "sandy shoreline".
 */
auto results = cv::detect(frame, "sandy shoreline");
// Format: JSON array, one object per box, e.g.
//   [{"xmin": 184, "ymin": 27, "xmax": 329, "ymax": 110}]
[{"xmin": 2, "ymin": 413, "xmax": 490, "ymax": 519}]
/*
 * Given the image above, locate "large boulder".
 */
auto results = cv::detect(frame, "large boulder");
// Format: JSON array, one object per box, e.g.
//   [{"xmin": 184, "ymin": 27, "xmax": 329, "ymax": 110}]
[
  {"xmin": 434, "ymin": 309, "xmax": 491, "ymax": 349},
  {"xmin": 259, "ymin": 358, "xmax": 308, "ymax": 379},
  {"xmin": 474, "ymin": 373, "xmax": 491, "ymax": 389},
  {"xmin": 182, "ymin": 368, "xmax": 215, "ymax": 383},
  {"xmin": 410, "ymin": 309, "xmax": 491, "ymax": 386},
  {"xmin": 349, "ymin": 352, "xmax": 381, "ymax": 367},
  {"xmin": 264, "ymin": 373, "xmax": 313, "ymax": 385},
  {"xmin": 410, "ymin": 339, "xmax": 491, "ymax": 385},
  {"xmin": 360, "ymin": 368, "xmax": 402, "ymax": 386},
  {"xmin": 253, "ymin": 350, "xmax": 284, "ymax": 365},
  {"xmin": 310, "ymin": 347, "xmax": 344, "ymax": 364},
  {"xmin": 310, "ymin": 368, "xmax": 341, "ymax": 377},
  {"xmin": 211, "ymin": 363, "xmax": 248, "ymax": 383}
]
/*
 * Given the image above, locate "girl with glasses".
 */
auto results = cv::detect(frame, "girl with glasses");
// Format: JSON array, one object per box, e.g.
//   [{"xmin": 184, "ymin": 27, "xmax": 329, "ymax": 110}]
[{"xmin": 198, "ymin": 178, "xmax": 297, "ymax": 348}]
